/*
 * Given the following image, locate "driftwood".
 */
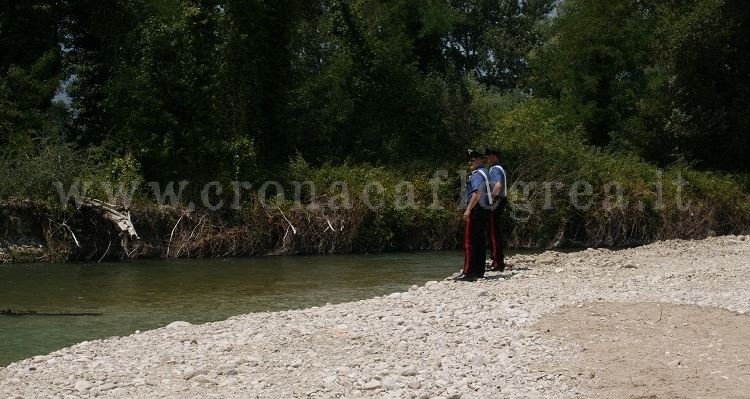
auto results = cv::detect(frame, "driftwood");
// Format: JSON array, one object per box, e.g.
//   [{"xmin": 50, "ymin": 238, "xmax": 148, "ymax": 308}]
[
  {"xmin": 77, "ymin": 198, "xmax": 140, "ymax": 259},
  {"xmin": 1, "ymin": 308, "xmax": 102, "ymax": 317}
]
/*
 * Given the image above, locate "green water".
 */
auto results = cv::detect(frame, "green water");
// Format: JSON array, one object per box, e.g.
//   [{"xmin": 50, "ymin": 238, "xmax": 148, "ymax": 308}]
[{"xmin": 0, "ymin": 251, "xmax": 475, "ymax": 366}]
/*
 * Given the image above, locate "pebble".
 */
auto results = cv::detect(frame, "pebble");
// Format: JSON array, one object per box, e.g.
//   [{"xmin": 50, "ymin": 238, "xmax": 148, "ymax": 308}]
[
  {"xmin": 165, "ymin": 321, "xmax": 192, "ymax": 329},
  {"xmin": 382, "ymin": 378, "xmax": 400, "ymax": 390},
  {"xmin": 362, "ymin": 380, "xmax": 381, "ymax": 390},
  {"xmin": 74, "ymin": 380, "xmax": 93, "ymax": 392}
]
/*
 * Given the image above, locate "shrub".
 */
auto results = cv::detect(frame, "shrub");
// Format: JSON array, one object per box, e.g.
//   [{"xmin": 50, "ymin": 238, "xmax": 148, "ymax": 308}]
[
  {"xmin": 475, "ymin": 97, "xmax": 750, "ymax": 246},
  {"xmin": 0, "ymin": 137, "xmax": 99, "ymax": 202}
]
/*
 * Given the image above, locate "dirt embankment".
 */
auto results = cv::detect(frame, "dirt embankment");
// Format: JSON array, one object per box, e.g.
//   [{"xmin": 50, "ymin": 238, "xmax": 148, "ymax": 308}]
[{"xmin": 0, "ymin": 199, "xmax": 458, "ymax": 263}]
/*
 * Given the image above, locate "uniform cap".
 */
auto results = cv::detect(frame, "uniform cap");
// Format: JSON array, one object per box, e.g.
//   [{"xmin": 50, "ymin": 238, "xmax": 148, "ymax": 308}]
[{"xmin": 466, "ymin": 149, "xmax": 483, "ymax": 161}]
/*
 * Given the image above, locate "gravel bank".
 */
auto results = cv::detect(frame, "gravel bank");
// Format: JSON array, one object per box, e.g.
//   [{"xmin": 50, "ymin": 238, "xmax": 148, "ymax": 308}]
[{"xmin": 1, "ymin": 235, "xmax": 748, "ymax": 398}]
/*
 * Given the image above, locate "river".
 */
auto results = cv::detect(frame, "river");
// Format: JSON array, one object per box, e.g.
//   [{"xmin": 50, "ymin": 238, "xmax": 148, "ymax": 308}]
[{"xmin": 0, "ymin": 251, "xmax": 537, "ymax": 366}]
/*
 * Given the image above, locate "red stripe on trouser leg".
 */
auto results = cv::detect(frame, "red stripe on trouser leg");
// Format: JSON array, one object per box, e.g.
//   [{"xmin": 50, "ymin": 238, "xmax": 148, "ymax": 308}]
[
  {"xmin": 463, "ymin": 218, "xmax": 471, "ymax": 274},
  {"xmin": 489, "ymin": 212, "xmax": 497, "ymax": 263}
]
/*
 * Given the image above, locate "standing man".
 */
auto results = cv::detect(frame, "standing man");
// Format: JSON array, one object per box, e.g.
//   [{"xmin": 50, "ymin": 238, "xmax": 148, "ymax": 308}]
[
  {"xmin": 457, "ymin": 149, "xmax": 491, "ymax": 281},
  {"xmin": 485, "ymin": 148, "xmax": 508, "ymax": 272}
]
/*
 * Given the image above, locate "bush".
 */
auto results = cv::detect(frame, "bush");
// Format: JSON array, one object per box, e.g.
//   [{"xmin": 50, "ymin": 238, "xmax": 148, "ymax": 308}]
[
  {"xmin": 474, "ymin": 96, "xmax": 750, "ymax": 246},
  {"xmin": 0, "ymin": 137, "xmax": 100, "ymax": 202}
]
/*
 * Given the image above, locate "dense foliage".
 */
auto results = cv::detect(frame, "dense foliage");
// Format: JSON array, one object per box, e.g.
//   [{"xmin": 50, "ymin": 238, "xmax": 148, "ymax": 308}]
[{"xmin": 1, "ymin": 0, "xmax": 749, "ymax": 253}]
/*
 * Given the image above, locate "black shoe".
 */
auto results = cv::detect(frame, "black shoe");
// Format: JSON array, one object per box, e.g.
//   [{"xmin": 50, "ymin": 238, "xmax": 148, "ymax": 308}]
[
  {"xmin": 453, "ymin": 274, "xmax": 477, "ymax": 282},
  {"xmin": 490, "ymin": 265, "xmax": 505, "ymax": 272}
]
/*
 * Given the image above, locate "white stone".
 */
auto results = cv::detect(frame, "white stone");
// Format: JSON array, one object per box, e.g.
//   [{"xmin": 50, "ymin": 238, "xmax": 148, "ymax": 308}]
[
  {"xmin": 362, "ymin": 380, "xmax": 381, "ymax": 390},
  {"xmin": 74, "ymin": 380, "xmax": 93, "ymax": 392},
  {"xmin": 165, "ymin": 321, "xmax": 192, "ymax": 329},
  {"xmin": 382, "ymin": 378, "xmax": 400, "ymax": 390}
]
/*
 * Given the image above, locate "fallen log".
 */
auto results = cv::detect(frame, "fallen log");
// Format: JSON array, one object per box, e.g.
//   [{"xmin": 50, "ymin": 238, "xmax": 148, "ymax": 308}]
[
  {"xmin": 77, "ymin": 198, "xmax": 140, "ymax": 259},
  {"xmin": 1, "ymin": 308, "xmax": 102, "ymax": 317}
]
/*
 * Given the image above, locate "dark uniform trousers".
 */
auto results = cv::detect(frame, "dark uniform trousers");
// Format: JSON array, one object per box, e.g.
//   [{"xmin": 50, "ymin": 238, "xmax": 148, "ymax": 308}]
[
  {"xmin": 488, "ymin": 197, "xmax": 507, "ymax": 269},
  {"xmin": 463, "ymin": 206, "xmax": 489, "ymax": 278}
]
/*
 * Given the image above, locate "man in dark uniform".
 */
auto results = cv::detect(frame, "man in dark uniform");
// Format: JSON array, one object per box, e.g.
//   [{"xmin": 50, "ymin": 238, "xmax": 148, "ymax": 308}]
[
  {"xmin": 485, "ymin": 148, "xmax": 508, "ymax": 272},
  {"xmin": 456, "ymin": 149, "xmax": 491, "ymax": 281}
]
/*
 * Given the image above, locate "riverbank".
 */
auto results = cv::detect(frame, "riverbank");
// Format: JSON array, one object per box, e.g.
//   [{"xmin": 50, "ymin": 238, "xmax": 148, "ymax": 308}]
[
  {"xmin": 1, "ymin": 235, "xmax": 748, "ymax": 398},
  {"xmin": 3, "ymin": 193, "xmax": 749, "ymax": 264}
]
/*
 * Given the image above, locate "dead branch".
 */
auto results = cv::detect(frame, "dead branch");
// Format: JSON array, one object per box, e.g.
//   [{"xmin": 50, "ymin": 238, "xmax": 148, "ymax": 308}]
[
  {"xmin": 174, "ymin": 214, "xmax": 207, "ymax": 258},
  {"xmin": 278, "ymin": 207, "xmax": 297, "ymax": 235},
  {"xmin": 98, "ymin": 233, "xmax": 112, "ymax": 263},
  {"xmin": 166, "ymin": 213, "xmax": 186, "ymax": 256},
  {"xmin": 48, "ymin": 218, "xmax": 80, "ymax": 248}
]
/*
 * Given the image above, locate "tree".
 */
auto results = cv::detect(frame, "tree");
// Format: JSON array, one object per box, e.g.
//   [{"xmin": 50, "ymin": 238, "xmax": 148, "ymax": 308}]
[
  {"xmin": 445, "ymin": 0, "xmax": 555, "ymax": 90},
  {"xmin": 62, "ymin": 0, "xmax": 251, "ymax": 183},
  {"xmin": 0, "ymin": 0, "xmax": 63, "ymax": 154},
  {"xmin": 530, "ymin": 0, "xmax": 662, "ymax": 149},
  {"xmin": 287, "ymin": 0, "xmax": 470, "ymax": 164},
  {"xmin": 218, "ymin": 0, "xmax": 300, "ymax": 168},
  {"xmin": 655, "ymin": 0, "xmax": 750, "ymax": 171}
]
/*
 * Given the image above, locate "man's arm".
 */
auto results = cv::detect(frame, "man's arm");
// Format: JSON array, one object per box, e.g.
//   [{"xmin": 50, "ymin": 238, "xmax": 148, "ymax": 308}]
[
  {"xmin": 491, "ymin": 181, "xmax": 503, "ymax": 198},
  {"xmin": 463, "ymin": 191, "xmax": 479, "ymax": 222}
]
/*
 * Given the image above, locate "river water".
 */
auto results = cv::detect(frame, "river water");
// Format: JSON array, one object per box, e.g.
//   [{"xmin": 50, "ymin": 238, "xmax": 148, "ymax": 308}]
[
  {"xmin": 2, "ymin": 251, "xmax": 498, "ymax": 366},
  {"xmin": 0, "ymin": 250, "xmax": 546, "ymax": 366}
]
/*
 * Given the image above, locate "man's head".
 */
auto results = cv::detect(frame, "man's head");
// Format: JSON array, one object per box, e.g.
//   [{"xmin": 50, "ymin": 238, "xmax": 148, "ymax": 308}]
[
  {"xmin": 485, "ymin": 148, "xmax": 500, "ymax": 165},
  {"xmin": 465, "ymin": 149, "xmax": 484, "ymax": 171}
]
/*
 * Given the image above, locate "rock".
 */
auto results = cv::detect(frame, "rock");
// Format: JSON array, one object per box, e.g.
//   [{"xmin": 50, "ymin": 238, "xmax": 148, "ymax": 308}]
[
  {"xmin": 622, "ymin": 261, "xmax": 638, "ymax": 269},
  {"xmin": 388, "ymin": 293, "xmax": 402, "ymax": 299},
  {"xmin": 192, "ymin": 375, "xmax": 215, "ymax": 384},
  {"xmin": 382, "ymin": 378, "xmax": 400, "ymax": 390},
  {"xmin": 554, "ymin": 268, "xmax": 564, "ymax": 273},
  {"xmin": 165, "ymin": 321, "xmax": 192, "ymax": 329},
  {"xmin": 471, "ymin": 354, "xmax": 486, "ymax": 367},
  {"xmin": 74, "ymin": 380, "xmax": 93, "ymax": 392},
  {"xmin": 362, "ymin": 380, "xmax": 381, "ymax": 390},
  {"xmin": 182, "ymin": 367, "xmax": 205, "ymax": 380},
  {"xmin": 246, "ymin": 357, "xmax": 261, "ymax": 367},
  {"xmin": 99, "ymin": 382, "xmax": 115, "ymax": 391}
]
